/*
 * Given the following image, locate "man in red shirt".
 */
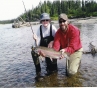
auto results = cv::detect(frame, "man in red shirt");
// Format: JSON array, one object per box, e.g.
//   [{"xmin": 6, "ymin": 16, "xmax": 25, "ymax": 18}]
[{"xmin": 53, "ymin": 13, "xmax": 83, "ymax": 76}]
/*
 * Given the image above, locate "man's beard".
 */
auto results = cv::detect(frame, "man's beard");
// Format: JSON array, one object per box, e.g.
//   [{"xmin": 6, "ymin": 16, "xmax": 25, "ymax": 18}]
[{"xmin": 60, "ymin": 25, "xmax": 67, "ymax": 32}]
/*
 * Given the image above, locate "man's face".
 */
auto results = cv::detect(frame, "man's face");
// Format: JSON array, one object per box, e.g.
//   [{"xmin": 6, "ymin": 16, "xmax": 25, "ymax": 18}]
[
  {"xmin": 59, "ymin": 18, "xmax": 68, "ymax": 32},
  {"xmin": 41, "ymin": 19, "xmax": 50, "ymax": 27}
]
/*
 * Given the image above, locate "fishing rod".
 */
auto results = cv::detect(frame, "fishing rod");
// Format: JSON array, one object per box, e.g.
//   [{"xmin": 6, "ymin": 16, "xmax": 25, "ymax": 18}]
[{"xmin": 22, "ymin": 0, "xmax": 37, "ymax": 47}]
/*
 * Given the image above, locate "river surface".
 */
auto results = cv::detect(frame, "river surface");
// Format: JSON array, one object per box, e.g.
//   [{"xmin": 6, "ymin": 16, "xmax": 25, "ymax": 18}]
[{"xmin": 0, "ymin": 22, "xmax": 97, "ymax": 87}]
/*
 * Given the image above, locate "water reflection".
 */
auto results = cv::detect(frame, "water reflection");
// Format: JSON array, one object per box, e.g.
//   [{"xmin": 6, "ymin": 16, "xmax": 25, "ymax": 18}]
[{"xmin": 0, "ymin": 23, "xmax": 97, "ymax": 87}]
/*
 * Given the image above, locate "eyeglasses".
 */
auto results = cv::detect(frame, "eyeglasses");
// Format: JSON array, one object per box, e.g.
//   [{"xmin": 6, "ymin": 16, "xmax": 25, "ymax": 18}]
[
  {"xmin": 59, "ymin": 20, "xmax": 66, "ymax": 23},
  {"xmin": 42, "ymin": 19, "xmax": 49, "ymax": 22}
]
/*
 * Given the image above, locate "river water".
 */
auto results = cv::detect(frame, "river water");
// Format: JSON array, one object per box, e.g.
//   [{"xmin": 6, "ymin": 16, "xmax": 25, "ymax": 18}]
[{"xmin": 0, "ymin": 22, "xmax": 97, "ymax": 87}]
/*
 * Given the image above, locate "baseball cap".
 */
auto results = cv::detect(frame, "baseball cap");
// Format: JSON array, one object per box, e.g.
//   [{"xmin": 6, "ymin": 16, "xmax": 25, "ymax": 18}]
[{"xmin": 59, "ymin": 13, "xmax": 68, "ymax": 21}]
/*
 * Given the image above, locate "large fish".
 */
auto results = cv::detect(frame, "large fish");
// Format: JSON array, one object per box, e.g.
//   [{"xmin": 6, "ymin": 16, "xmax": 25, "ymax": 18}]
[{"xmin": 32, "ymin": 46, "xmax": 69, "ymax": 59}]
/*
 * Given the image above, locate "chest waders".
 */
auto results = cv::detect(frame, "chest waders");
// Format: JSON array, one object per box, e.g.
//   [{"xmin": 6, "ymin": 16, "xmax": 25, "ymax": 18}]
[
  {"xmin": 40, "ymin": 24, "xmax": 57, "ymax": 73},
  {"xmin": 31, "ymin": 24, "xmax": 57, "ymax": 75}
]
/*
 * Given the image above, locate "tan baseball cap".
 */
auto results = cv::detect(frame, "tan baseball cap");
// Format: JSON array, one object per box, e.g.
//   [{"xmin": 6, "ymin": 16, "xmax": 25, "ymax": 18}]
[{"xmin": 59, "ymin": 13, "xmax": 68, "ymax": 20}]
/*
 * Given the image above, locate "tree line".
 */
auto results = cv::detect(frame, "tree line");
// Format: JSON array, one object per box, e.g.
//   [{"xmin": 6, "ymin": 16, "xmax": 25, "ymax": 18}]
[
  {"xmin": 20, "ymin": 0, "xmax": 97, "ymax": 22},
  {"xmin": 0, "ymin": 0, "xmax": 97, "ymax": 24}
]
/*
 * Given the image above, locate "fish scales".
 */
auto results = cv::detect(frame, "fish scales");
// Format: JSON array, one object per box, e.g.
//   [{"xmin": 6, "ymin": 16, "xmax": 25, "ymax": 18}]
[{"xmin": 33, "ymin": 46, "xmax": 69, "ymax": 59}]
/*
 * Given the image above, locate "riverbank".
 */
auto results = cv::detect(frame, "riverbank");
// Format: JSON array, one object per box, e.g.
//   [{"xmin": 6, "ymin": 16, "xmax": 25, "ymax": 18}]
[
  {"xmin": 1, "ymin": 17, "xmax": 97, "ymax": 28},
  {"xmin": 70, "ymin": 17, "xmax": 97, "ymax": 24},
  {"xmin": 51, "ymin": 17, "xmax": 97, "ymax": 24}
]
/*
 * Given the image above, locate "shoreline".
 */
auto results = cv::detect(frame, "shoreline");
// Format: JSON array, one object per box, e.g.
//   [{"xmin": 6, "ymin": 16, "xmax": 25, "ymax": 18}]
[
  {"xmin": 70, "ymin": 17, "xmax": 97, "ymax": 24},
  {"xmin": 52, "ymin": 17, "xmax": 97, "ymax": 24},
  {"xmin": 1, "ymin": 17, "xmax": 97, "ymax": 26}
]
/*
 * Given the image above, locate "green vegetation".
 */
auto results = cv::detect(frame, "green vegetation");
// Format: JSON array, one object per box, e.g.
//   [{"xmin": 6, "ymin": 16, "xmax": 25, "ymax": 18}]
[
  {"xmin": 0, "ymin": 0, "xmax": 97, "ymax": 24},
  {"xmin": 0, "ymin": 20, "xmax": 14, "ymax": 24}
]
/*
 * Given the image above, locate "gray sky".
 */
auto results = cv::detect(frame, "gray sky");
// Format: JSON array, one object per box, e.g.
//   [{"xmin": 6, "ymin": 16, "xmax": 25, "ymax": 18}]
[{"xmin": 0, "ymin": 0, "xmax": 53, "ymax": 20}]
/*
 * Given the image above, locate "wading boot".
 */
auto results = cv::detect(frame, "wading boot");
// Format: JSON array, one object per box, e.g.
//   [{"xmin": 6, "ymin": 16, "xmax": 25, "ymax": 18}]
[
  {"xmin": 45, "ymin": 71, "xmax": 52, "ymax": 76},
  {"xmin": 35, "ymin": 72, "xmax": 44, "ymax": 81}
]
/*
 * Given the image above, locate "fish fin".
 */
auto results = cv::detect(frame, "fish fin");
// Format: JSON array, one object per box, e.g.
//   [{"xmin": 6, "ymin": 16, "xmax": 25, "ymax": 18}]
[
  {"xmin": 64, "ymin": 53, "xmax": 70, "ymax": 60},
  {"xmin": 39, "ymin": 56, "xmax": 45, "ymax": 62},
  {"xmin": 50, "ymin": 57, "xmax": 53, "ymax": 62}
]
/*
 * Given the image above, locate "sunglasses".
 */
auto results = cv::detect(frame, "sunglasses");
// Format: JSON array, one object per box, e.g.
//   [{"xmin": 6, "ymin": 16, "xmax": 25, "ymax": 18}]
[
  {"xmin": 42, "ymin": 19, "xmax": 49, "ymax": 22},
  {"xmin": 59, "ymin": 20, "xmax": 66, "ymax": 23}
]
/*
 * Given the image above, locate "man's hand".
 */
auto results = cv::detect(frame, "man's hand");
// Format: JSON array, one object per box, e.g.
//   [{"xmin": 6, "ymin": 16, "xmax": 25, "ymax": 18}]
[
  {"xmin": 60, "ymin": 49, "xmax": 65, "ymax": 54},
  {"xmin": 33, "ymin": 33, "xmax": 38, "ymax": 40},
  {"xmin": 59, "ymin": 49, "xmax": 65, "ymax": 59},
  {"xmin": 48, "ymin": 41, "xmax": 54, "ymax": 48}
]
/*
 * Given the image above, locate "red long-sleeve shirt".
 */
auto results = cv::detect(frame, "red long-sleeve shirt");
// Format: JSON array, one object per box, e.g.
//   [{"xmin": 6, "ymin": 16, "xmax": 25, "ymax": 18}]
[{"xmin": 53, "ymin": 24, "xmax": 82, "ymax": 54}]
